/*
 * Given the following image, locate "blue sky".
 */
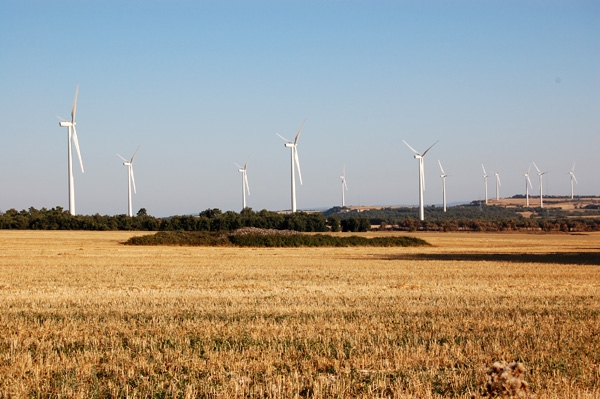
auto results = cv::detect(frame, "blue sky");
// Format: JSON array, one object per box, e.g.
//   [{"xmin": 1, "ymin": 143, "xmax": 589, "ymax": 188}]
[{"xmin": 1, "ymin": 1, "xmax": 598, "ymax": 216}]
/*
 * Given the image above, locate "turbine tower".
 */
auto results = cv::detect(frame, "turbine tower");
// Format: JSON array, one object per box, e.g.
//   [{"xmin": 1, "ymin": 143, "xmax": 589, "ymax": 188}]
[
  {"xmin": 438, "ymin": 160, "xmax": 447, "ymax": 212},
  {"xmin": 235, "ymin": 156, "xmax": 251, "ymax": 210},
  {"xmin": 569, "ymin": 162, "xmax": 578, "ymax": 200},
  {"xmin": 277, "ymin": 120, "xmax": 305, "ymax": 212},
  {"xmin": 524, "ymin": 165, "xmax": 533, "ymax": 207},
  {"xmin": 58, "ymin": 85, "xmax": 84, "ymax": 216},
  {"xmin": 340, "ymin": 165, "xmax": 348, "ymax": 207},
  {"xmin": 533, "ymin": 162, "xmax": 547, "ymax": 208},
  {"xmin": 403, "ymin": 139, "xmax": 438, "ymax": 221},
  {"xmin": 481, "ymin": 164, "xmax": 489, "ymax": 205},
  {"xmin": 494, "ymin": 171, "xmax": 501, "ymax": 201},
  {"xmin": 117, "ymin": 146, "xmax": 140, "ymax": 217}
]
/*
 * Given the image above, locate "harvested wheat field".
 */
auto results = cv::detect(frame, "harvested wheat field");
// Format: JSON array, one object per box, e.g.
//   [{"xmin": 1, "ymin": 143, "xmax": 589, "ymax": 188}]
[{"xmin": 0, "ymin": 230, "xmax": 599, "ymax": 398}]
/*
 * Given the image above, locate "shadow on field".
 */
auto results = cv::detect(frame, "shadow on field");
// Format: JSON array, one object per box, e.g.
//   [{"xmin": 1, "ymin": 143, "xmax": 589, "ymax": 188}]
[{"xmin": 381, "ymin": 252, "xmax": 600, "ymax": 265}]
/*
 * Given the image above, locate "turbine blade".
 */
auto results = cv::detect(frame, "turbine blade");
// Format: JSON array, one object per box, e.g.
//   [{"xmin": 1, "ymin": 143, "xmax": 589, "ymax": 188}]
[
  {"xmin": 71, "ymin": 85, "xmax": 79, "ymax": 122},
  {"xmin": 130, "ymin": 145, "xmax": 141, "ymax": 163},
  {"xmin": 294, "ymin": 119, "xmax": 306, "ymax": 145},
  {"xmin": 438, "ymin": 159, "xmax": 445, "ymax": 175},
  {"xmin": 421, "ymin": 140, "xmax": 439, "ymax": 157},
  {"xmin": 276, "ymin": 133, "xmax": 291, "ymax": 143},
  {"xmin": 527, "ymin": 175, "xmax": 533, "ymax": 188},
  {"xmin": 72, "ymin": 126, "xmax": 84, "ymax": 173},
  {"xmin": 294, "ymin": 147, "xmax": 302, "ymax": 185},
  {"xmin": 244, "ymin": 172, "xmax": 250, "ymax": 195},
  {"xmin": 130, "ymin": 166, "xmax": 136, "ymax": 194},
  {"xmin": 343, "ymin": 178, "xmax": 348, "ymax": 191},
  {"xmin": 234, "ymin": 162, "xmax": 242, "ymax": 169},
  {"xmin": 117, "ymin": 153, "xmax": 128, "ymax": 162},
  {"xmin": 57, "ymin": 115, "xmax": 67, "ymax": 122},
  {"xmin": 571, "ymin": 162, "xmax": 576, "ymax": 172},
  {"xmin": 402, "ymin": 140, "xmax": 419, "ymax": 155},
  {"xmin": 498, "ymin": 175, "xmax": 502, "ymax": 186},
  {"xmin": 533, "ymin": 162, "xmax": 541, "ymax": 174},
  {"xmin": 573, "ymin": 174, "xmax": 578, "ymax": 184},
  {"xmin": 481, "ymin": 164, "xmax": 487, "ymax": 176},
  {"xmin": 244, "ymin": 155, "xmax": 251, "ymax": 170}
]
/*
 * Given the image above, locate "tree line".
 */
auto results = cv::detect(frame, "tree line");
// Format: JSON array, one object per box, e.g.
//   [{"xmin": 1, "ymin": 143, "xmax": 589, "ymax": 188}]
[
  {"xmin": 324, "ymin": 204, "xmax": 600, "ymax": 232},
  {"xmin": 1, "ymin": 205, "xmax": 598, "ymax": 232},
  {"xmin": 0, "ymin": 207, "xmax": 371, "ymax": 233}
]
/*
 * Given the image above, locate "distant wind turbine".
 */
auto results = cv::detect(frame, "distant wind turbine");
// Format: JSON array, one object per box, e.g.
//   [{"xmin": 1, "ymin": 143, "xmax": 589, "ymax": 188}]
[
  {"xmin": 494, "ymin": 171, "xmax": 501, "ymax": 201},
  {"xmin": 340, "ymin": 165, "xmax": 348, "ymax": 207},
  {"xmin": 117, "ymin": 146, "xmax": 140, "ymax": 217},
  {"xmin": 58, "ymin": 85, "xmax": 84, "ymax": 216},
  {"xmin": 533, "ymin": 162, "xmax": 547, "ymax": 208},
  {"xmin": 481, "ymin": 164, "xmax": 488, "ymax": 205},
  {"xmin": 524, "ymin": 165, "xmax": 533, "ymax": 207},
  {"xmin": 438, "ymin": 160, "xmax": 447, "ymax": 212},
  {"xmin": 403, "ymin": 139, "xmax": 438, "ymax": 221},
  {"xmin": 277, "ymin": 120, "xmax": 305, "ymax": 212},
  {"xmin": 235, "ymin": 156, "xmax": 251, "ymax": 210},
  {"xmin": 569, "ymin": 162, "xmax": 578, "ymax": 200}
]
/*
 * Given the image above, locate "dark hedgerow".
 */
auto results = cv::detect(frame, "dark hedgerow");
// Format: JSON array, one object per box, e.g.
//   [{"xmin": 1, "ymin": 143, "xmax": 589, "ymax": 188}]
[
  {"xmin": 124, "ymin": 231, "xmax": 430, "ymax": 247},
  {"xmin": 126, "ymin": 231, "xmax": 231, "ymax": 246}
]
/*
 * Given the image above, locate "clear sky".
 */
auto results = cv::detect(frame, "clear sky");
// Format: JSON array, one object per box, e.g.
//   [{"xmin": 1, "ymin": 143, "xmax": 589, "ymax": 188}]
[{"xmin": 1, "ymin": 1, "xmax": 598, "ymax": 217}]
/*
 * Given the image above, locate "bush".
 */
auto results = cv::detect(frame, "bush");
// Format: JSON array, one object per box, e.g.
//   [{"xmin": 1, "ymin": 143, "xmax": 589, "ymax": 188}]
[{"xmin": 125, "ymin": 230, "xmax": 430, "ymax": 247}]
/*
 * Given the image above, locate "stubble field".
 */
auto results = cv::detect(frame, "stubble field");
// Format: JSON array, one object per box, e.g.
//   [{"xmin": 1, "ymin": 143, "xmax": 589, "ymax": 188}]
[{"xmin": 0, "ymin": 230, "xmax": 599, "ymax": 398}]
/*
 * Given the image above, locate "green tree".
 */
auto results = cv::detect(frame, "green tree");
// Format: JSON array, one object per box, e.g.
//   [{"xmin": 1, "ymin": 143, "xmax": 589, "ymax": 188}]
[{"xmin": 328, "ymin": 215, "xmax": 341, "ymax": 232}]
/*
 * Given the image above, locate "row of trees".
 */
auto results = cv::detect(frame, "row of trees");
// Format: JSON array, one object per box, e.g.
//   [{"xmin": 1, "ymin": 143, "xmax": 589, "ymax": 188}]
[
  {"xmin": 378, "ymin": 217, "xmax": 600, "ymax": 232},
  {"xmin": 1, "ymin": 205, "xmax": 598, "ymax": 232},
  {"xmin": 0, "ymin": 207, "xmax": 371, "ymax": 233}
]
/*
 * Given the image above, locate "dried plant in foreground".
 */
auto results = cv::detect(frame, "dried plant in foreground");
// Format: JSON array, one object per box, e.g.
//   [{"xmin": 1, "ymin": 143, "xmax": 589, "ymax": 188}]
[{"xmin": 483, "ymin": 361, "xmax": 532, "ymax": 398}]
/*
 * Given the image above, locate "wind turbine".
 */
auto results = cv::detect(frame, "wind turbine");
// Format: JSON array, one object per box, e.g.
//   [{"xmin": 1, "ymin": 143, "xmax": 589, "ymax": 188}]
[
  {"xmin": 494, "ymin": 171, "xmax": 501, "ymax": 201},
  {"xmin": 235, "ymin": 156, "xmax": 251, "ymax": 210},
  {"xmin": 340, "ymin": 165, "xmax": 348, "ymax": 207},
  {"xmin": 58, "ymin": 85, "xmax": 84, "ymax": 216},
  {"xmin": 533, "ymin": 162, "xmax": 547, "ymax": 208},
  {"xmin": 403, "ymin": 139, "xmax": 438, "ymax": 221},
  {"xmin": 438, "ymin": 160, "xmax": 447, "ymax": 212},
  {"xmin": 569, "ymin": 162, "xmax": 578, "ymax": 200},
  {"xmin": 277, "ymin": 120, "xmax": 305, "ymax": 212},
  {"xmin": 117, "ymin": 146, "xmax": 140, "ymax": 217},
  {"xmin": 524, "ymin": 165, "xmax": 533, "ymax": 207},
  {"xmin": 482, "ymin": 164, "xmax": 488, "ymax": 205}
]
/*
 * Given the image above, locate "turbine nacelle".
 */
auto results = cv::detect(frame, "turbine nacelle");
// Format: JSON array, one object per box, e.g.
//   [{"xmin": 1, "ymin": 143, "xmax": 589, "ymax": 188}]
[
  {"xmin": 59, "ymin": 121, "xmax": 73, "ymax": 127},
  {"xmin": 284, "ymin": 142, "xmax": 294, "ymax": 148}
]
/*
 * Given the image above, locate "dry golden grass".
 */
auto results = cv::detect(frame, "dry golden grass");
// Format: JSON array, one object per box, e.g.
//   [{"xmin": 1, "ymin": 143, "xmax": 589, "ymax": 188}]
[{"xmin": 0, "ymin": 230, "xmax": 599, "ymax": 398}]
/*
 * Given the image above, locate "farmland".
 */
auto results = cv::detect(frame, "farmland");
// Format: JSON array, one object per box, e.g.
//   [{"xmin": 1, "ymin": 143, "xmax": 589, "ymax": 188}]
[{"xmin": 0, "ymin": 231, "xmax": 599, "ymax": 398}]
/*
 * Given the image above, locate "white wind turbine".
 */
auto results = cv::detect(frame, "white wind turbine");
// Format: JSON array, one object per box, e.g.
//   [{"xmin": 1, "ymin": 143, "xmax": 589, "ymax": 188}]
[
  {"xmin": 569, "ymin": 162, "xmax": 578, "ymax": 200},
  {"xmin": 117, "ymin": 146, "xmax": 140, "ymax": 217},
  {"xmin": 494, "ymin": 171, "xmax": 501, "ymax": 201},
  {"xmin": 481, "ymin": 164, "xmax": 489, "ymax": 205},
  {"xmin": 277, "ymin": 120, "xmax": 305, "ymax": 212},
  {"xmin": 235, "ymin": 156, "xmax": 251, "ymax": 210},
  {"xmin": 524, "ymin": 165, "xmax": 533, "ymax": 207},
  {"xmin": 403, "ymin": 140, "xmax": 438, "ymax": 221},
  {"xmin": 533, "ymin": 162, "xmax": 547, "ymax": 208},
  {"xmin": 438, "ymin": 160, "xmax": 447, "ymax": 212},
  {"xmin": 340, "ymin": 165, "xmax": 348, "ymax": 207},
  {"xmin": 58, "ymin": 85, "xmax": 84, "ymax": 216}
]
